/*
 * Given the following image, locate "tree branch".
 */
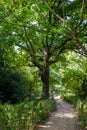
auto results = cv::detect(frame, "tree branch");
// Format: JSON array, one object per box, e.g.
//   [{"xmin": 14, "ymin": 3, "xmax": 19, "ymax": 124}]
[
  {"xmin": 43, "ymin": 0, "xmax": 87, "ymax": 56},
  {"xmin": 49, "ymin": 47, "xmax": 65, "ymax": 65},
  {"xmin": 32, "ymin": 60, "xmax": 43, "ymax": 70},
  {"xmin": 17, "ymin": 44, "xmax": 29, "ymax": 52},
  {"xmin": 24, "ymin": 27, "xmax": 35, "ymax": 53},
  {"xmin": 17, "ymin": 43, "xmax": 43, "ymax": 70},
  {"xmin": 74, "ymin": 49, "xmax": 87, "ymax": 57},
  {"xmin": 43, "ymin": 0, "xmax": 65, "ymax": 23},
  {"xmin": 49, "ymin": 38, "xmax": 71, "ymax": 65}
]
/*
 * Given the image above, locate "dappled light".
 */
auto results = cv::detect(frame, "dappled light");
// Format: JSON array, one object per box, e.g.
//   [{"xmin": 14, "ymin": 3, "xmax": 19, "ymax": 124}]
[
  {"xmin": 52, "ymin": 112, "xmax": 76, "ymax": 118},
  {"xmin": 37, "ymin": 125, "xmax": 51, "ymax": 128},
  {"xmin": 0, "ymin": 0, "xmax": 87, "ymax": 129},
  {"xmin": 37, "ymin": 96, "xmax": 80, "ymax": 130}
]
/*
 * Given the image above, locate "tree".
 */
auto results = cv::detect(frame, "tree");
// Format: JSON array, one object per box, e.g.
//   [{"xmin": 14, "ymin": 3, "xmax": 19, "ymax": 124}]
[{"xmin": 1, "ymin": 0, "xmax": 87, "ymax": 98}]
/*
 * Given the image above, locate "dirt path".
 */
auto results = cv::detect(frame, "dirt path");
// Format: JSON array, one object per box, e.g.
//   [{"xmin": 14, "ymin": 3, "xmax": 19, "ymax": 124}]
[{"xmin": 36, "ymin": 96, "xmax": 81, "ymax": 130}]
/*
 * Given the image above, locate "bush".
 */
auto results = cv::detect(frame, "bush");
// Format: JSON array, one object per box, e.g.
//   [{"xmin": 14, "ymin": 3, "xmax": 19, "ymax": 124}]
[
  {"xmin": 0, "ymin": 68, "xmax": 33, "ymax": 104},
  {"xmin": 77, "ymin": 100, "xmax": 87, "ymax": 129},
  {"xmin": 34, "ymin": 98, "xmax": 57, "ymax": 123},
  {"xmin": 0, "ymin": 97, "xmax": 56, "ymax": 130},
  {"xmin": 62, "ymin": 93, "xmax": 77, "ymax": 106}
]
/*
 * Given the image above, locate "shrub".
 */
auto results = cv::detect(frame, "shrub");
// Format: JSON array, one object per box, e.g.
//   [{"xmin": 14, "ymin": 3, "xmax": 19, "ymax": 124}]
[
  {"xmin": 62, "ymin": 93, "xmax": 87, "ymax": 129},
  {"xmin": 62, "ymin": 93, "xmax": 77, "ymax": 106},
  {"xmin": 0, "ymin": 97, "xmax": 56, "ymax": 130},
  {"xmin": 0, "ymin": 68, "xmax": 33, "ymax": 104}
]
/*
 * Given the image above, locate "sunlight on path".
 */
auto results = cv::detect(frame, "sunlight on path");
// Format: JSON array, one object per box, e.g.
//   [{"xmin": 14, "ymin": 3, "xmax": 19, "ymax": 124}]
[{"xmin": 36, "ymin": 96, "xmax": 81, "ymax": 130}]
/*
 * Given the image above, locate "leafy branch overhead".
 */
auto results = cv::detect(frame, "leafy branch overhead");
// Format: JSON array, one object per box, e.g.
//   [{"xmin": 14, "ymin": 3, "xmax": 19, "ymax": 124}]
[
  {"xmin": 0, "ymin": 0, "xmax": 87, "ymax": 98},
  {"xmin": 43, "ymin": 0, "xmax": 87, "ymax": 56}
]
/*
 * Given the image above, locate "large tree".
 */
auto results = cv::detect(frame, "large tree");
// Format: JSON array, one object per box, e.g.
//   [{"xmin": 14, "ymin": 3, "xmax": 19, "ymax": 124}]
[{"xmin": 0, "ymin": 0, "xmax": 87, "ymax": 98}]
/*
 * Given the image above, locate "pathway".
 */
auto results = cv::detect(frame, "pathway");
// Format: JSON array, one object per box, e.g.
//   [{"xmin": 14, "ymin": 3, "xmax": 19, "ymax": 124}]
[{"xmin": 36, "ymin": 96, "xmax": 81, "ymax": 130}]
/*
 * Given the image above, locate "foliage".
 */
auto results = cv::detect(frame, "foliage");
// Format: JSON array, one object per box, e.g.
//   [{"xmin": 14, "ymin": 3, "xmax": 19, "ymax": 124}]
[
  {"xmin": 63, "ymin": 93, "xmax": 87, "ymax": 129},
  {"xmin": 62, "ymin": 51, "xmax": 87, "ymax": 97},
  {"xmin": 44, "ymin": 0, "xmax": 87, "ymax": 56},
  {"xmin": 1, "ymin": 0, "xmax": 87, "ymax": 98},
  {"xmin": 0, "ymin": 0, "xmax": 87, "ymax": 127},
  {"xmin": 58, "ymin": 51, "xmax": 87, "ymax": 128},
  {"xmin": 77, "ymin": 100, "xmax": 87, "ymax": 128},
  {"xmin": 0, "ymin": 67, "xmax": 38, "ymax": 104},
  {"xmin": 0, "ymin": 97, "xmax": 56, "ymax": 130},
  {"xmin": 62, "ymin": 93, "xmax": 77, "ymax": 106}
]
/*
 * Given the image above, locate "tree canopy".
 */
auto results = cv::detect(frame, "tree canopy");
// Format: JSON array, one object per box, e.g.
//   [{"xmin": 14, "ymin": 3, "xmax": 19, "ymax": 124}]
[{"xmin": 0, "ymin": 0, "xmax": 87, "ymax": 98}]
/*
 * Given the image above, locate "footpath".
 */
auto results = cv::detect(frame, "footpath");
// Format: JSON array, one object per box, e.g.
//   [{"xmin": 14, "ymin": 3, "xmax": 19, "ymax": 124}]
[{"xmin": 36, "ymin": 96, "xmax": 81, "ymax": 130}]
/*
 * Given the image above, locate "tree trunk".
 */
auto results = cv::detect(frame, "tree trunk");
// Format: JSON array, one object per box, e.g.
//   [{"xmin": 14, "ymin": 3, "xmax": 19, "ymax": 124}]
[{"xmin": 41, "ymin": 65, "xmax": 49, "ymax": 99}]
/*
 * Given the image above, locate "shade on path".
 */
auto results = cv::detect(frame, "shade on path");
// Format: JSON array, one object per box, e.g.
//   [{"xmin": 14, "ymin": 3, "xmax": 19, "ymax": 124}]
[{"xmin": 36, "ymin": 96, "xmax": 81, "ymax": 130}]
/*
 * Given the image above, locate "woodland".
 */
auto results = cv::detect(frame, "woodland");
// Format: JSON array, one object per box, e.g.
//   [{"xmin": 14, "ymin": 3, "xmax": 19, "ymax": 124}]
[{"xmin": 0, "ymin": 0, "xmax": 87, "ymax": 129}]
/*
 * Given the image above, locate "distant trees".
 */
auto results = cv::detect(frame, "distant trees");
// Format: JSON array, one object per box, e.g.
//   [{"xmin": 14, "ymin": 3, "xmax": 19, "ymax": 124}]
[{"xmin": 61, "ymin": 51, "xmax": 87, "ymax": 99}]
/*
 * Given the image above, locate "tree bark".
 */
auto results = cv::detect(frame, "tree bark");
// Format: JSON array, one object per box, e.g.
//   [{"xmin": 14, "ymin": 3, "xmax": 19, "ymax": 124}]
[{"xmin": 41, "ymin": 65, "xmax": 49, "ymax": 99}]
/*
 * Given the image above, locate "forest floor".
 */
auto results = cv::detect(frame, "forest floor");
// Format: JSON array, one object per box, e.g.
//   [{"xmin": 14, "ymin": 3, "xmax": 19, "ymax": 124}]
[{"xmin": 36, "ymin": 95, "xmax": 81, "ymax": 130}]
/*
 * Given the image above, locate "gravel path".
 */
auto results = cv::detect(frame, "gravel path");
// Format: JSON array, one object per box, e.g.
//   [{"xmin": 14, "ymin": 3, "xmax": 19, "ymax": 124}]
[{"xmin": 36, "ymin": 96, "xmax": 81, "ymax": 130}]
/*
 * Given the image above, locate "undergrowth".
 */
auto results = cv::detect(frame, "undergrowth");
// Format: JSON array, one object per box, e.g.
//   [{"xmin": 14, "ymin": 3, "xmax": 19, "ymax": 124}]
[
  {"xmin": 0, "ymin": 97, "xmax": 56, "ymax": 130},
  {"xmin": 62, "ymin": 93, "xmax": 87, "ymax": 129}
]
